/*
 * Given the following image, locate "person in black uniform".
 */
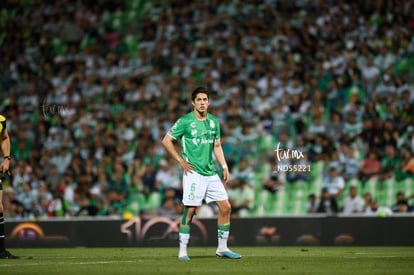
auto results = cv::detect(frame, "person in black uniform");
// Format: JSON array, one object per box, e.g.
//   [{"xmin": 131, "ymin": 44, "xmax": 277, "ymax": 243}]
[{"xmin": 0, "ymin": 115, "xmax": 18, "ymax": 259}]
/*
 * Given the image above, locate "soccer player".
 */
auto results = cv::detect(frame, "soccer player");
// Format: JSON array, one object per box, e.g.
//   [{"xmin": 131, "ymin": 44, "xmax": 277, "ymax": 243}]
[
  {"xmin": 0, "ymin": 114, "xmax": 18, "ymax": 259},
  {"xmin": 162, "ymin": 87, "xmax": 241, "ymax": 260}
]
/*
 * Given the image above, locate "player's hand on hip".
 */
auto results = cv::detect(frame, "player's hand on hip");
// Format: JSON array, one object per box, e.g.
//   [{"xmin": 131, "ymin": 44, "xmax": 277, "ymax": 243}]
[
  {"xmin": 0, "ymin": 161, "xmax": 9, "ymax": 174},
  {"xmin": 179, "ymin": 159, "xmax": 194, "ymax": 175}
]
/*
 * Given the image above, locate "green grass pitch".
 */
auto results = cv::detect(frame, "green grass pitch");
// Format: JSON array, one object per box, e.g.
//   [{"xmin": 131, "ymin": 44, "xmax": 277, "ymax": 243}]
[{"xmin": 1, "ymin": 247, "xmax": 413, "ymax": 274}]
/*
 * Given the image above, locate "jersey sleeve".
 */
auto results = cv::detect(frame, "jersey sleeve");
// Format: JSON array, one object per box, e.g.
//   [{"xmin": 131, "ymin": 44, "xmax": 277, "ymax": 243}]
[
  {"xmin": 0, "ymin": 115, "xmax": 6, "ymax": 134},
  {"xmin": 168, "ymin": 117, "xmax": 186, "ymax": 140},
  {"xmin": 214, "ymin": 118, "xmax": 221, "ymax": 141}
]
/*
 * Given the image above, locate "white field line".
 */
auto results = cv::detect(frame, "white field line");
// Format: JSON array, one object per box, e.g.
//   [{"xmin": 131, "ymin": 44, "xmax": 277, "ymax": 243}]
[
  {"xmin": 343, "ymin": 255, "xmax": 401, "ymax": 259},
  {"xmin": 0, "ymin": 260, "xmax": 136, "ymax": 267}
]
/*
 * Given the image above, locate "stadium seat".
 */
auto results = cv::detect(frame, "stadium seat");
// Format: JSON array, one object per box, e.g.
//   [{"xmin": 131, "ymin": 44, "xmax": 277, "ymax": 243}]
[
  {"xmin": 384, "ymin": 177, "xmax": 396, "ymax": 207},
  {"xmin": 291, "ymin": 180, "xmax": 307, "ymax": 215},
  {"xmin": 264, "ymin": 190, "xmax": 279, "ymax": 216}
]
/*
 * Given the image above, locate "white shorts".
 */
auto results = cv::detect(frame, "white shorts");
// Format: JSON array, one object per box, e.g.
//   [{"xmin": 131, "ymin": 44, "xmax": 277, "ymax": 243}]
[{"xmin": 182, "ymin": 171, "xmax": 228, "ymax": 206}]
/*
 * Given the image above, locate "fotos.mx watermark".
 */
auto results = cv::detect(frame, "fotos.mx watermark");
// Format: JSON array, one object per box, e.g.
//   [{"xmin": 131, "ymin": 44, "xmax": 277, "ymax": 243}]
[
  {"xmin": 273, "ymin": 142, "xmax": 311, "ymax": 173},
  {"xmin": 40, "ymin": 99, "xmax": 68, "ymax": 118}
]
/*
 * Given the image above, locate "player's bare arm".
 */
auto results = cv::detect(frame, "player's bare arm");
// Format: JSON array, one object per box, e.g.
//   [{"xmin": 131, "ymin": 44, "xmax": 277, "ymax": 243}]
[
  {"xmin": 0, "ymin": 128, "xmax": 11, "ymax": 173},
  {"xmin": 213, "ymin": 140, "xmax": 229, "ymax": 185},
  {"xmin": 162, "ymin": 134, "xmax": 194, "ymax": 174}
]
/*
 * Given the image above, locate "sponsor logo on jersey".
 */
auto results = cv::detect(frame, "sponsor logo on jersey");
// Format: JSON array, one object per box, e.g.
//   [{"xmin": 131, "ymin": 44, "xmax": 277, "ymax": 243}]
[{"xmin": 192, "ymin": 138, "xmax": 214, "ymax": 145}]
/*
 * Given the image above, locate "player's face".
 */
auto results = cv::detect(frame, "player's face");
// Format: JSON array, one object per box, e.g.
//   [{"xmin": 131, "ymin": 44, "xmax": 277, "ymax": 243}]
[{"xmin": 192, "ymin": 93, "xmax": 209, "ymax": 113}]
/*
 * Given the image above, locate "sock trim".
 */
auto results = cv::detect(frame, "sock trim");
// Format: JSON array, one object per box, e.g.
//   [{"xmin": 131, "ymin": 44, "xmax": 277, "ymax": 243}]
[
  {"xmin": 217, "ymin": 224, "xmax": 230, "ymax": 231},
  {"xmin": 179, "ymin": 226, "xmax": 191, "ymax": 234}
]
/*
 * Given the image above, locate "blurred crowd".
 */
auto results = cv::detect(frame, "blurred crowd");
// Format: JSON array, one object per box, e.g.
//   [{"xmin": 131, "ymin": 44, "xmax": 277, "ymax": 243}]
[{"xmin": 0, "ymin": 0, "xmax": 414, "ymax": 220}]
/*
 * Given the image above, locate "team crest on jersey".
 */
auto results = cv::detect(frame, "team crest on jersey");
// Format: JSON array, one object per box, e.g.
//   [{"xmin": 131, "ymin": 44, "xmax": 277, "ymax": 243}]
[
  {"xmin": 192, "ymin": 138, "xmax": 200, "ymax": 145},
  {"xmin": 209, "ymin": 120, "xmax": 215, "ymax": 129},
  {"xmin": 190, "ymin": 122, "xmax": 196, "ymax": 128},
  {"xmin": 191, "ymin": 129, "xmax": 197, "ymax": 136}
]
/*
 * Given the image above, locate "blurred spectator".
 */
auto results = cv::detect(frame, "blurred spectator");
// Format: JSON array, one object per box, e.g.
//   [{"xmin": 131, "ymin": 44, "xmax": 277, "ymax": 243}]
[
  {"xmin": 11, "ymin": 162, "xmax": 30, "ymax": 193},
  {"xmin": 362, "ymin": 192, "xmax": 373, "ymax": 213},
  {"xmin": 321, "ymin": 163, "xmax": 345, "ymax": 199},
  {"xmin": 398, "ymin": 126, "xmax": 414, "ymax": 152},
  {"xmin": 140, "ymin": 163, "xmax": 160, "ymax": 214},
  {"xmin": 361, "ymin": 57, "xmax": 380, "ymax": 96},
  {"xmin": 228, "ymin": 179, "xmax": 255, "ymax": 217},
  {"xmin": 50, "ymin": 145, "xmax": 73, "ymax": 175},
  {"xmin": 343, "ymin": 112, "xmax": 362, "ymax": 142},
  {"xmin": 393, "ymin": 200, "xmax": 411, "ymax": 213},
  {"xmin": 365, "ymin": 200, "xmax": 393, "ymax": 217},
  {"xmin": 43, "ymin": 127, "xmax": 62, "ymax": 151},
  {"xmin": 230, "ymin": 158, "xmax": 254, "ymax": 187},
  {"xmin": 306, "ymin": 193, "xmax": 318, "ymax": 214},
  {"xmin": 34, "ymin": 182, "xmax": 53, "ymax": 217},
  {"xmin": 156, "ymin": 196, "xmax": 180, "ymax": 219},
  {"xmin": 156, "ymin": 188, "xmax": 181, "ymax": 219},
  {"xmin": 286, "ymin": 153, "xmax": 311, "ymax": 183},
  {"xmin": 317, "ymin": 187, "xmax": 338, "ymax": 215},
  {"xmin": 47, "ymin": 191, "xmax": 69, "ymax": 217},
  {"xmin": 326, "ymin": 111, "xmax": 344, "ymax": 141},
  {"xmin": 261, "ymin": 158, "xmax": 283, "ymax": 195},
  {"xmin": 308, "ymin": 114, "xmax": 327, "ymax": 135},
  {"xmin": 45, "ymin": 165, "xmax": 62, "ymax": 189},
  {"xmin": 75, "ymin": 185, "xmax": 102, "ymax": 217},
  {"xmin": 358, "ymin": 151, "xmax": 382, "ymax": 183},
  {"xmin": 1, "ymin": 0, "xmax": 414, "ymax": 218},
  {"xmin": 341, "ymin": 145, "xmax": 360, "ymax": 182},
  {"xmin": 235, "ymin": 123, "xmax": 259, "ymax": 157},
  {"xmin": 155, "ymin": 159, "xmax": 181, "ymax": 199},
  {"xmin": 196, "ymin": 204, "xmax": 216, "ymax": 218},
  {"xmin": 379, "ymin": 144, "xmax": 401, "ymax": 181},
  {"xmin": 59, "ymin": 12, "xmax": 84, "ymax": 44},
  {"xmin": 342, "ymin": 185, "xmax": 365, "ymax": 214},
  {"xmin": 391, "ymin": 191, "xmax": 412, "ymax": 213},
  {"xmin": 374, "ymin": 73, "xmax": 396, "ymax": 103},
  {"xmin": 396, "ymin": 149, "xmax": 414, "ymax": 181},
  {"xmin": 15, "ymin": 182, "xmax": 37, "ymax": 217},
  {"xmin": 107, "ymin": 166, "xmax": 128, "ymax": 208},
  {"xmin": 141, "ymin": 162, "xmax": 158, "ymax": 196}
]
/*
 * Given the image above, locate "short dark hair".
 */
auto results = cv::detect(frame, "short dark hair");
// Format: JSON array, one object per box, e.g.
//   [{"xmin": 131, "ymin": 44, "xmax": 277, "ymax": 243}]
[{"xmin": 191, "ymin": 86, "xmax": 210, "ymax": 101}]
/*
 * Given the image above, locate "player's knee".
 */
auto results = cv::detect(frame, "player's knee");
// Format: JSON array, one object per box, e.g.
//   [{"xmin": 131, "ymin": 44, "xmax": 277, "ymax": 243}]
[{"xmin": 219, "ymin": 201, "xmax": 231, "ymax": 215}]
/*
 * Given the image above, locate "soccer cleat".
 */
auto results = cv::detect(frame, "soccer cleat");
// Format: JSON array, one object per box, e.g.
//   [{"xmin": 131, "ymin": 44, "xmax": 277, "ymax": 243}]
[
  {"xmin": 0, "ymin": 250, "xmax": 19, "ymax": 259},
  {"xmin": 178, "ymin": 255, "xmax": 190, "ymax": 261},
  {"xmin": 216, "ymin": 249, "xmax": 241, "ymax": 259}
]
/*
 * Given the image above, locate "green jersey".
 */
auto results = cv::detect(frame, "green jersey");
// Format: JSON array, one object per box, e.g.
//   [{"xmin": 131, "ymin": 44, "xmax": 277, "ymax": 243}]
[{"xmin": 168, "ymin": 112, "xmax": 220, "ymax": 176}]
